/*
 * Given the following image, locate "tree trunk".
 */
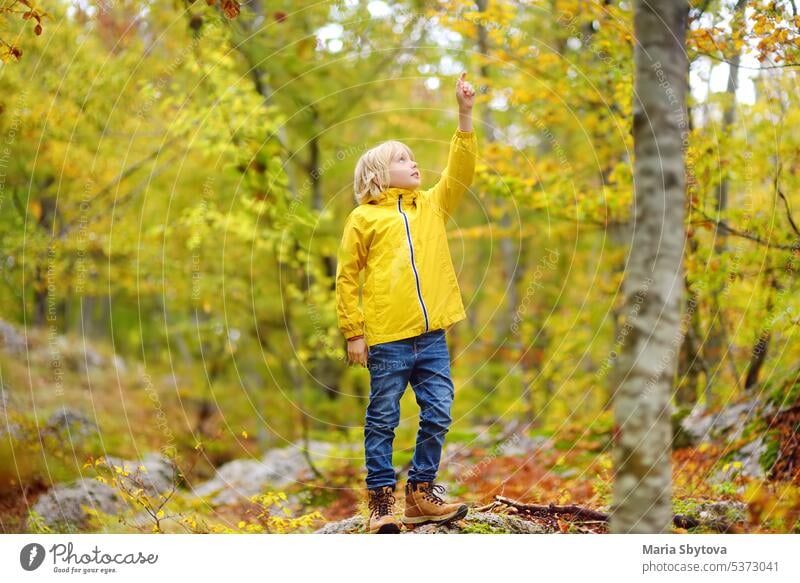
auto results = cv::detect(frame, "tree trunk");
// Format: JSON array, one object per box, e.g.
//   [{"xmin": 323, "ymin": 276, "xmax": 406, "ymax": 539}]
[
  {"xmin": 475, "ymin": 0, "xmax": 520, "ymax": 338},
  {"xmin": 744, "ymin": 275, "xmax": 778, "ymax": 391},
  {"xmin": 476, "ymin": 0, "xmax": 532, "ymax": 423},
  {"xmin": 610, "ymin": 0, "xmax": 687, "ymax": 534},
  {"xmin": 675, "ymin": 246, "xmax": 704, "ymax": 408},
  {"xmin": 704, "ymin": 0, "xmax": 746, "ymax": 389}
]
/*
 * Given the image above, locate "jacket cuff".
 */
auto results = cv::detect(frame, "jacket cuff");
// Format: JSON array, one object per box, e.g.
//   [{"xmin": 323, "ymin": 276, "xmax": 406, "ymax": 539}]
[
  {"xmin": 342, "ymin": 324, "xmax": 365, "ymax": 340},
  {"xmin": 455, "ymin": 129, "xmax": 475, "ymax": 139}
]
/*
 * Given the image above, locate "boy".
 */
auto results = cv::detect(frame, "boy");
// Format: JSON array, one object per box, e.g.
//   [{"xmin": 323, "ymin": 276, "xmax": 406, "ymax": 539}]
[{"xmin": 335, "ymin": 73, "xmax": 477, "ymax": 533}]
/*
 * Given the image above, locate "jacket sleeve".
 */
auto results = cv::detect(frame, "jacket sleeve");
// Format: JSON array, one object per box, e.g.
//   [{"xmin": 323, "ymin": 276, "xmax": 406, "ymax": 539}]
[
  {"xmin": 426, "ymin": 129, "xmax": 477, "ymax": 217},
  {"xmin": 335, "ymin": 211, "xmax": 368, "ymax": 340}
]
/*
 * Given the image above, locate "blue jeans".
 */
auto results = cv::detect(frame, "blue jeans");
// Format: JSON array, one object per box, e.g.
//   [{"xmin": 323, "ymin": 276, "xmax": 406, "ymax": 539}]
[{"xmin": 364, "ymin": 328, "xmax": 455, "ymax": 490}]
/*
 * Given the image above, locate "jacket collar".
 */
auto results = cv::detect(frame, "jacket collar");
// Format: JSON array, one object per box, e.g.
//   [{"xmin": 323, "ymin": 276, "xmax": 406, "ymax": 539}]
[{"xmin": 363, "ymin": 186, "xmax": 419, "ymax": 206}]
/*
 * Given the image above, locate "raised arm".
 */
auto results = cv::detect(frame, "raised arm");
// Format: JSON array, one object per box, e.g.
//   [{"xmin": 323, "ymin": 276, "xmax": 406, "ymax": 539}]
[
  {"xmin": 335, "ymin": 211, "xmax": 368, "ymax": 341},
  {"xmin": 426, "ymin": 73, "xmax": 478, "ymax": 217}
]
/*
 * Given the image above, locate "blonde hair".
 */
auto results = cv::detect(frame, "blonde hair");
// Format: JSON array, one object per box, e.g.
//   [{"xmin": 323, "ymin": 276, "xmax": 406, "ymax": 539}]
[{"xmin": 353, "ymin": 140, "xmax": 415, "ymax": 204}]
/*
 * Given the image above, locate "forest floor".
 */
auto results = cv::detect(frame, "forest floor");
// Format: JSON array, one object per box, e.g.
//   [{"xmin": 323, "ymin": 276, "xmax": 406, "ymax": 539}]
[{"xmin": 1, "ymin": 320, "xmax": 799, "ymax": 534}]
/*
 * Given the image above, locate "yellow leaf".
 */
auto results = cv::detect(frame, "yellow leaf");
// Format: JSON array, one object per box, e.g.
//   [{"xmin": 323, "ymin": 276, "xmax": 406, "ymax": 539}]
[{"xmin": 29, "ymin": 200, "xmax": 42, "ymax": 221}]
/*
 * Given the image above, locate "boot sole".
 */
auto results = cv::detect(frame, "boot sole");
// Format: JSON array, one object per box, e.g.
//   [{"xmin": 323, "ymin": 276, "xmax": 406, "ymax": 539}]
[
  {"xmin": 368, "ymin": 522, "xmax": 401, "ymax": 534},
  {"xmin": 402, "ymin": 504, "xmax": 469, "ymax": 525}
]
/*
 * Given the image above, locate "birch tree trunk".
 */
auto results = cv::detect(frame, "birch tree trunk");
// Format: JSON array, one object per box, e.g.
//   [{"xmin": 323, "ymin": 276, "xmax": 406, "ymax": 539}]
[{"xmin": 610, "ymin": 0, "xmax": 688, "ymax": 534}]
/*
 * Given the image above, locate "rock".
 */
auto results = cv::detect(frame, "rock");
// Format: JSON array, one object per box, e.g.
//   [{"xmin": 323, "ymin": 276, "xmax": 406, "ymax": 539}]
[
  {"xmin": 500, "ymin": 435, "xmax": 554, "ymax": 457},
  {"xmin": 470, "ymin": 419, "xmax": 553, "ymax": 457},
  {"xmin": 47, "ymin": 336, "xmax": 104, "ymax": 374},
  {"xmin": 412, "ymin": 512, "xmax": 550, "ymax": 534},
  {"xmin": 679, "ymin": 401, "xmax": 770, "ymax": 484},
  {"xmin": 680, "ymin": 407, "xmax": 714, "ymax": 445},
  {"xmin": 709, "ymin": 436, "xmax": 767, "ymax": 484},
  {"xmin": 72, "ymin": 343, "xmax": 105, "ymax": 374},
  {"xmin": 0, "ymin": 385, "xmax": 14, "ymax": 410},
  {"xmin": 101, "ymin": 453, "xmax": 177, "ymax": 496},
  {"xmin": 111, "ymin": 354, "xmax": 127, "ymax": 374},
  {"xmin": 43, "ymin": 408, "xmax": 99, "ymax": 439},
  {"xmin": 159, "ymin": 374, "xmax": 179, "ymax": 391},
  {"xmin": 28, "ymin": 478, "xmax": 127, "ymax": 532},
  {"xmin": 191, "ymin": 441, "xmax": 353, "ymax": 506},
  {"xmin": 691, "ymin": 500, "xmax": 747, "ymax": 525},
  {"xmin": 0, "ymin": 319, "xmax": 27, "ymax": 354},
  {"xmin": 0, "ymin": 385, "xmax": 24, "ymax": 439},
  {"xmin": 314, "ymin": 510, "xmax": 551, "ymax": 534},
  {"xmin": 712, "ymin": 400, "xmax": 758, "ymax": 439},
  {"xmin": 191, "ymin": 459, "xmax": 272, "ymax": 506},
  {"xmin": 315, "ymin": 515, "xmax": 365, "ymax": 534},
  {"xmin": 680, "ymin": 400, "xmax": 759, "ymax": 445},
  {"xmin": 552, "ymin": 467, "xmax": 579, "ymax": 478}
]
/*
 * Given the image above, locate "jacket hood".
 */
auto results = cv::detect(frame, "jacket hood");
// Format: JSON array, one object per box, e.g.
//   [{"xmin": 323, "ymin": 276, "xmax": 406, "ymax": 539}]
[{"xmin": 362, "ymin": 186, "xmax": 419, "ymax": 206}]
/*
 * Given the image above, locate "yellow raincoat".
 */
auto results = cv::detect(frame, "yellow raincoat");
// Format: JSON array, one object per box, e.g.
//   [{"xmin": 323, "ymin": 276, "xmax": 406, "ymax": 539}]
[{"xmin": 335, "ymin": 129, "xmax": 478, "ymax": 347}]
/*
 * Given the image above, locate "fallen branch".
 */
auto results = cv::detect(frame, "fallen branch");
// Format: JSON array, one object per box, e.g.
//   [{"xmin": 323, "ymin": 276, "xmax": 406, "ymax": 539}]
[
  {"xmin": 494, "ymin": 496, "xmax": 608, "ymax": 521},
  {"xmin": 474, "ymin": 500, "xmax": 500, "ymax": 513},
  {"xmin": 494, "ymin": 496, "xmax": 736, "ymax": 532}
]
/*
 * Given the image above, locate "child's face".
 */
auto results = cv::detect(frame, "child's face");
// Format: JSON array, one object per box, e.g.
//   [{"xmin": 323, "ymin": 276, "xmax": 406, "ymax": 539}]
[{"xmin": 387, "ymin": 148, "xmax": 420, "ymax": 190}]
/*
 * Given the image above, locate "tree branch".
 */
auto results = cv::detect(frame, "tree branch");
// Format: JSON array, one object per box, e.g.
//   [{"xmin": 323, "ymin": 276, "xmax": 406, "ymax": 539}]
[
  {"xmin": 774, "ymin": 163, "xmax": 800, "ymax": 238},
  {"xmin": 494, "ymin": 495, "xmax": 737, "ymax": 532},
  {"xmin": 691, "ymin": 205, "xmax": 800, "ymax": 252}
]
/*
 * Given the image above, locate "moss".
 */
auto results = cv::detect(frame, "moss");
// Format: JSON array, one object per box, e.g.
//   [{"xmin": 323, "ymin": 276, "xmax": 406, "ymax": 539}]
[
  {"xmin": 759, "ymin": 431, "xmax": 781, "ymax": 473},
  {"xmin": 767, "ymin": 367, "xmax": 800, "ymax": 408},
  {"xmin": 672, "ymin": 498, "xmax": 701, "ymax": 516},
  {"xmin": 711, "ymin": 481, "xmax": 738, "ymax": 497},
  {"xmin": 554, "ymin": 439, "xmax": 575, "ymax": 451},
  {"xmin": 460, "ymin": 521, "xmax": 507, "ymax": 534},
  {"xmin": 446, "ymin": 429, "xmax": 478, "ymax": 443}
]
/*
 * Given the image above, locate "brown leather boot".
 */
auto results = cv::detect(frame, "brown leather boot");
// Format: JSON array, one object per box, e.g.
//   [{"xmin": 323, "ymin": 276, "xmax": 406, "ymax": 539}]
[
  {"xmin": 366, "ymin": 485, "xmax": 401, "ymax": 534},
  {"xmin": 403, "ymin": 481, "xmax": 469, "ymax": 525}
]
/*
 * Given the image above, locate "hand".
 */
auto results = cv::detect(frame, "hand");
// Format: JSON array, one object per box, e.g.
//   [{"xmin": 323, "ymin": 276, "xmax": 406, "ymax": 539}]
[
  {"xmin": 456, "ymin": 72, "xmax": 475, "ymax": 111},
  {"xmin": 347, "ymin": 337, "xmax": 368, "ymax": 367}
]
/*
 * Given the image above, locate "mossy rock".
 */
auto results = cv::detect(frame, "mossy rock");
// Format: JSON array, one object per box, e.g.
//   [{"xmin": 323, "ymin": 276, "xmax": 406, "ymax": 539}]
[{"xmin": 314, "ymin": 511, "xmax": 552, "ymax": 534}]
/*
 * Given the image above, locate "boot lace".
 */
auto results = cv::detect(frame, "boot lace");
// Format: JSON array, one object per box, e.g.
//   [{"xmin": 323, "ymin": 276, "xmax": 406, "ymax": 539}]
[
  {"xmin": 421, "ymin": 482, "xmax": 447, "ymax": 505},
  {"xmin": 369, "ymin": 488, "xmax": 395, "ymax": 518}
]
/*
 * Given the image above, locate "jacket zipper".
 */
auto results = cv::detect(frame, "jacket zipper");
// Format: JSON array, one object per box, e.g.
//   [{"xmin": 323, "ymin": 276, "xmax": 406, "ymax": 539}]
[{"xmin": 397, "ymin": 195, "xmax": 429, "ymax": 332}]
